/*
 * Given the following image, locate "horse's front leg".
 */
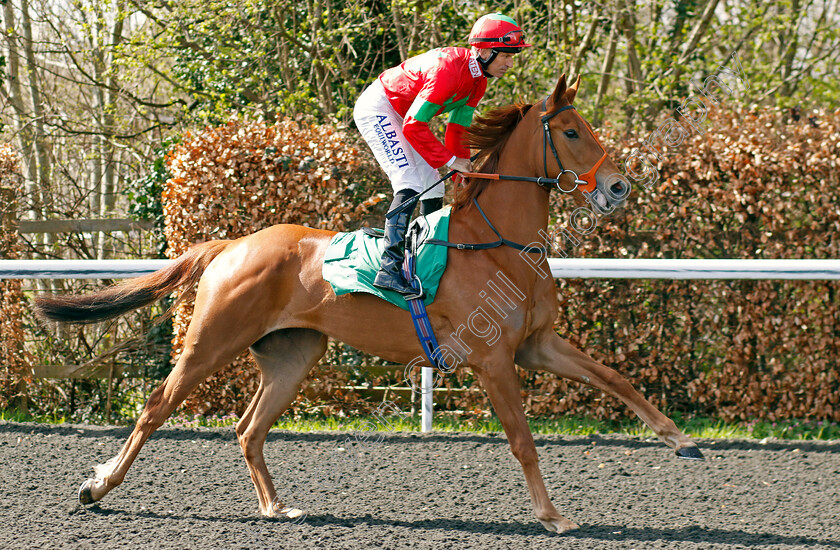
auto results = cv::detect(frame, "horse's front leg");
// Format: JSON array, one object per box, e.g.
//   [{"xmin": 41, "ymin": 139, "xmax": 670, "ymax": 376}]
[
  {"xmin": 515, "ymin": 329, "xmax": 703, "ymax": 459},
  {"xmin": 472, "ymin": 360, "xmax": 579, "ymax": 534}
]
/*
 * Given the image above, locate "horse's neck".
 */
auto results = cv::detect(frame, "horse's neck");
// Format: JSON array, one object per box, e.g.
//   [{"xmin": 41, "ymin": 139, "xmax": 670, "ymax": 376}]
[
  {"xmin": 471, "ymin": 179, "xmax": 549, "ymax": 246},
  {"xmin": 469, "ymin": 141, "xmax": 550, "ymax": 248}
]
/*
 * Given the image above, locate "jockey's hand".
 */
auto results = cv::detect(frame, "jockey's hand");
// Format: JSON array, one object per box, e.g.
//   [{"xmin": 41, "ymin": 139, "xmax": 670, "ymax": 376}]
[{"xmin": 448, "ymin": 158, "xmax": 473, "ymax": 174}]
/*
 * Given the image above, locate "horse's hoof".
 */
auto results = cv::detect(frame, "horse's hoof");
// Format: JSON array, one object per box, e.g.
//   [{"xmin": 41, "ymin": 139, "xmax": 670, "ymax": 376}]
[
  {"xmin": 78, "ymin": 479, "xmax": 96, "ymax": 505},
  {"xmin": 267, "ymin": 498, "xmax": 306, "ymax": 521},
  {"xmin": 676, "ymin": 446, "xmax": 705, "ymax": 461},
  {"xmin": 278, "ymin": 506, "xmax": 305, "ymax": 520},
  {"xmin": 538, "ymin": 517, "xmax": 579, "ymax": 534},
  {"xmin": 277, "ymin": 506, "xmax": 306, "ymax": 524}
]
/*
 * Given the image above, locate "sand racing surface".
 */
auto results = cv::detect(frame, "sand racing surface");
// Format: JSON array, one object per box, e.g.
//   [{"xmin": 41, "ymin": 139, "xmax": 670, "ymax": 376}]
[{"xmin": 1, "ymin": 421, "xmax": 839, "ymax": 549}]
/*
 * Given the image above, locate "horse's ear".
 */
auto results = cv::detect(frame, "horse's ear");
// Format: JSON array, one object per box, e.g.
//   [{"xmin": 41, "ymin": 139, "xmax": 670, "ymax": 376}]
[
  {"xmin": 566, "ymin": 75, "xmax": 581, "ymax": 104},
  {"xmin": 550, "ymin": 73, "xmax": 568, "ymax": 108}
]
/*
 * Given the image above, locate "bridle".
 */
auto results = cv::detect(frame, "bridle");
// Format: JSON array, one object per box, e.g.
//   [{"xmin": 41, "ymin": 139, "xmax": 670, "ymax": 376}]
[{"xmin": 540, "ymin": 99, "xmax": 608, "ymax": 194}]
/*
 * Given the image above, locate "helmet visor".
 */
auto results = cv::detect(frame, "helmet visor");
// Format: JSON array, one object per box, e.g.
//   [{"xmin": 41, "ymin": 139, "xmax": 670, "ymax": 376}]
[
  {"xmin": 500, "ymin": 30, "xmax": 526, "ymax": 46},
  {"xmin": 469, "ymin": 30, "xmax": 528, "ymax": 47}
]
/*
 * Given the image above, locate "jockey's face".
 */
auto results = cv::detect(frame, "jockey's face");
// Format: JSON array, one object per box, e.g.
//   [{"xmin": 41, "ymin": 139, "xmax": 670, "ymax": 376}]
[{"xmin": 478, "ymin": 49, "xmax": 516, "ymax": 78}]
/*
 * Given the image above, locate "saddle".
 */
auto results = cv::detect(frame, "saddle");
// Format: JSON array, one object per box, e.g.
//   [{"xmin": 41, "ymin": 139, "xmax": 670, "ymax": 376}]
[{"xmin": 321, "ymin": 207, "xmax": 451, "ymax": 311}]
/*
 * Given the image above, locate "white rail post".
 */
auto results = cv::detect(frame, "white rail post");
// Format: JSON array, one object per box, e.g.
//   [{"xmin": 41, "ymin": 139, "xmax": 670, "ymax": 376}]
[{"xmin": 421, "ymin": 366, "xmax": 433, "ymax": 432}]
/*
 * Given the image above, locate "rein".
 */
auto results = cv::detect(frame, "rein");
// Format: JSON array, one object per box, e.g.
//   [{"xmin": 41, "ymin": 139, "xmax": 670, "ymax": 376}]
[{"xmin": 424, "ymin": 198, "xmax": 546, "ymax": 254}]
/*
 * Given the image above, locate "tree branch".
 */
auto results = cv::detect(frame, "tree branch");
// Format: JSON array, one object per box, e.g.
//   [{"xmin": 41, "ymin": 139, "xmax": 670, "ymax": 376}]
[
  {"xmin": 42, "ymin": 118, "xmax": 176, "ymax": 140},
  {"xmin": 677, "ymin": 0, "xmax": 722, "ymax": 66}
]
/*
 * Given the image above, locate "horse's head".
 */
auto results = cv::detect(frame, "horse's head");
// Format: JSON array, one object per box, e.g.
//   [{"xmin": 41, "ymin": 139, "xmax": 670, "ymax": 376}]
[{"xmin": 540, "ymin": 74, "xmax": 630, "ymax": 212}]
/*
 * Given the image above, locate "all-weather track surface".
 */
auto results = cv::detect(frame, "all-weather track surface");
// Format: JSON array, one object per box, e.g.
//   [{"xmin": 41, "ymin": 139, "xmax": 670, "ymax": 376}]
[{"xmin": 1, "ymin": 421, "xmax": 839, "ymax": 550}]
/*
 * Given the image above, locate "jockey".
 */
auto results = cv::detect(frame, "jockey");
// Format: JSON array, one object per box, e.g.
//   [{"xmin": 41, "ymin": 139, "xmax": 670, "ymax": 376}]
[{"xmin": 353, "ymin": 13, "xmax": 531, "ymax": 296}]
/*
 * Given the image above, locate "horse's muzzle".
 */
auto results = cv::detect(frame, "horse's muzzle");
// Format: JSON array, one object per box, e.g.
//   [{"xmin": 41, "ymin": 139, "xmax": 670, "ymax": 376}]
[{"xmin": 605, "ymin": 176, "xmax": 631, "ymax": 205}]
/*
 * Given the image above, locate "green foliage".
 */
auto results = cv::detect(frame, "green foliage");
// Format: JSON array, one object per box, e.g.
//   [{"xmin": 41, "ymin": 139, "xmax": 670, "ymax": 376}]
[
  {"xmin": 6, "ymin": 407, "xmax": 839, "ymax": 441},
  {"xmin": 127, "ymin": 138, "xmax": 178, "ymax": 258},
  {"xmin": 123, "ymin": 0, "xmax": 411, "ymax": 124},
  {"xmin": 111, "ymin": 1, "xmax": 839, "ymax": 129}
]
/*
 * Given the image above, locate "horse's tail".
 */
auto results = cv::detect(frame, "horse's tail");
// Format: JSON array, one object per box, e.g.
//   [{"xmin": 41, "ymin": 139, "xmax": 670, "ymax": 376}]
[{"xmin": 33, "ymin": 240, "xmax": 232, "ymax": 325}]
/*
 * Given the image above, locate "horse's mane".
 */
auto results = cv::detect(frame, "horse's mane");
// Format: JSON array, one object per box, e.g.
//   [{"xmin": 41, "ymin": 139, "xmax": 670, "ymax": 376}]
[{"xmin": 453, "ymin": 102, "xmax": 535, "ymax": 210}]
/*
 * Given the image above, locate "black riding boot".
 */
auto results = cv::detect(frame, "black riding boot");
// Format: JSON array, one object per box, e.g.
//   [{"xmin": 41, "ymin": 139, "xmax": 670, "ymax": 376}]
[
  {"xmin": 373, "ymin": 189, "xmax": 419, "ymax": 295},
  {"xmin": 420, "ymin": 197, "xmax": 443, "ymax": 216}
]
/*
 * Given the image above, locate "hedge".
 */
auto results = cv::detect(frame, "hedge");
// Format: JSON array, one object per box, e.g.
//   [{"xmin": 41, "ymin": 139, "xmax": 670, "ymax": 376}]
[
  {"xmin": 161, "ymin": 106, "xmax": 840, "ymax": 422},
  {"xmin": 0, "ymin": 144, "xmax": 31, "ymax": 411}
]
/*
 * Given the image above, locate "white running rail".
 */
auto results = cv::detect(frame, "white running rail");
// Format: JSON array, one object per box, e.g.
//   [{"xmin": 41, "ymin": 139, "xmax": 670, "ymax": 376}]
[{"xmin": 2, "ymin": 258, "xmax": 840, "ymax": 279}]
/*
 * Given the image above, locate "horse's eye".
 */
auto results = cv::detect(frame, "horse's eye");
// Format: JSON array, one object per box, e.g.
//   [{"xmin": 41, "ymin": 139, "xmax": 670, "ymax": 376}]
[{"xmin": 564, "ymin": 129, "xmax": 578, "ymax": 139}]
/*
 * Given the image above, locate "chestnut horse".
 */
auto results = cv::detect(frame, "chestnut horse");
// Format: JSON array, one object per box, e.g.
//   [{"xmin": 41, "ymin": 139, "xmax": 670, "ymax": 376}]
[{"xmin": 34, "ymin": 74, "xmax": 702, "ymax": 534}]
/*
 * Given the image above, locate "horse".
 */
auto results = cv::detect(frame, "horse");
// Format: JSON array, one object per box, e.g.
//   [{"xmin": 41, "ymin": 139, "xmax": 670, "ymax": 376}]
[{"xmin": 33, "ymin": 74, "xmax": 703, "ymax": 534}]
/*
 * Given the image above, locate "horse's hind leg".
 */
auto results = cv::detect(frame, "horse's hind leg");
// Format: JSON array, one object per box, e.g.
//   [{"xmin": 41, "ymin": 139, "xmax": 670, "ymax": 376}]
[
  {"xmin": 515, "ymin": 329, "xmax": 703, "ymax": 459},
  {"xmin": 79, "ymin": 274, "xmax": 271, "ymax": 505},
  {"xmin": 235, "ymin": 328, "xmax": 328, "ymax": 517},
  {"xmin": 78, "ymin": 326, "xmax": 263, "ymax": 505}
]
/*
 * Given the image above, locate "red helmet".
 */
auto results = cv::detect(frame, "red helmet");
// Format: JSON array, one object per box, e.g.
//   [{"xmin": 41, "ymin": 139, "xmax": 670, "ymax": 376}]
[{"xmin": 468, "ymin": 14, "xmax": 531, "ymax": 51}]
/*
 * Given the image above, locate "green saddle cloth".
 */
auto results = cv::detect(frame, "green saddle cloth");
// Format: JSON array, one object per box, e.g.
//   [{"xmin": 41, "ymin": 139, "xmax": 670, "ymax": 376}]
[{"xmin": 322, "ymin": 206, "xmax": 451, "ymax": 311}]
